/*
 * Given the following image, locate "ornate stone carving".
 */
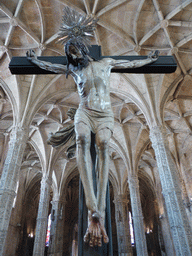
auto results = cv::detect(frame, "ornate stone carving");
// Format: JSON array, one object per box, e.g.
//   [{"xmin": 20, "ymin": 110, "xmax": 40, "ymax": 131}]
[
  {"xmin": 150, "ymin": 125, "xmax": 192, "ymax": 255},
  {"xmin": 33, "ymin": 176, "xmax": 52, "ymax": 256},
  {"xmin": 114, "ymin": 194, "xmax": 133, "ymax": 256},
  {"xmin": 128, "ymin": 175, "xmax": 148, "ymax": 256},
  {"xmin": 48, "ymin": 200, "xmax": 67, "ymax": 255},
  {"xmin": 0, "ymin": 126, "xmax": 28, "ymax": 255}
]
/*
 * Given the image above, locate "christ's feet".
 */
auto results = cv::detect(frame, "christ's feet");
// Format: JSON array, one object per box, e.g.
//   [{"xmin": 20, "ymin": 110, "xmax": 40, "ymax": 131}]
[{"xmin": 84, "ymin": 211, "xmax": 109, "ymax": 247}]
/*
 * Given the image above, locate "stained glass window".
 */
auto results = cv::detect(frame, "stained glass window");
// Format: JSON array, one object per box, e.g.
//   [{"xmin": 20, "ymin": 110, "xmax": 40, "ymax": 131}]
[
  {"xmin": 129, "ymin": 211, "xmax": 135, "ymax": 245},
  {"xmin": 45, "ymin": 214, "xmax": 51, "ymax": 247}
]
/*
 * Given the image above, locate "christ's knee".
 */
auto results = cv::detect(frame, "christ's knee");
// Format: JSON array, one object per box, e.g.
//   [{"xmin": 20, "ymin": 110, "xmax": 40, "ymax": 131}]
[
  {"xmin": 76, "ymin": 133, "xmax": 90, "ymax": 150},
  {"xmin": 96, "ymin": 129, "xmax": 111, "ymax": 153},
  {"xmin": 97, "ymin": 139, "xmax": 109, "ymax": 152}
]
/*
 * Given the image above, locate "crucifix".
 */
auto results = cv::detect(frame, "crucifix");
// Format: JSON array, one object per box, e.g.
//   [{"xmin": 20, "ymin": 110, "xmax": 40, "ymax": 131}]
[
  {"xmin": 9, "ymin": 7, "xmax": 176, "ymax": 256},
  {"xmin": 9, "ymin": 44, "xmax": 176, "ymax": 74}
]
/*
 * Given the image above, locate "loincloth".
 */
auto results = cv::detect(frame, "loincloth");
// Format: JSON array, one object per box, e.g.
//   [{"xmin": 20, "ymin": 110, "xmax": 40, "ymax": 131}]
[{"xmin": 74, "ymin": 107, "xmax": 114, "ymax": 134}]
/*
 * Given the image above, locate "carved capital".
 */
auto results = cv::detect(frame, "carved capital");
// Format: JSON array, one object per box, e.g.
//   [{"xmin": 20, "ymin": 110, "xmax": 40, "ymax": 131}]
[
  {"xmin": 150, "ymin": 125, "xmax": 166, "ymax": 137},
  {"xmin": 7, "ymin": 126, "xmax": 29, "ymax": 152},
  {"xmin": 114, "ymin": 194, "xmax": 129, "ymax": 209},
  {"xmin": 41, "ymin": 176, "xmax": 52, "ymax": 186},
  {"xmin": 128, "ymin": 175, "xmax": 139, "ymax": 188},
  {"xmin": 51, "ymin": 199, "xmax": 66, "ymax": 209},
  {"xmin": 10, "ymin": 126, "xmax": 29, "ymax": 137},
  {"xmin": 3, "ymin": 131, "xmax": 9, "ymax": 137},
  {"xmin": 149, "ymin": 125, "xmax": 168, "ymax": 149}
]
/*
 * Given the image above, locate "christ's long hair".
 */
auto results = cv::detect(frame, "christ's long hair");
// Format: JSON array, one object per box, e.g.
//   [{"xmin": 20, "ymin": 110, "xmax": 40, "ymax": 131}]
[{"xmin": 65, "ymin": 40, "xmax": 91, "ymax": 77}]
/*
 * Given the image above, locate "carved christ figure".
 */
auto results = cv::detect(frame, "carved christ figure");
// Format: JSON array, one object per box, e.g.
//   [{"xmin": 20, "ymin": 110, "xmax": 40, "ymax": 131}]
[
  {"xmin": 26, "ymin": 6, "xmax": 159, "ymax": 247},
  {"xmin": 27, "ymin": 44, "xmax": 158, "ymax": 246}
]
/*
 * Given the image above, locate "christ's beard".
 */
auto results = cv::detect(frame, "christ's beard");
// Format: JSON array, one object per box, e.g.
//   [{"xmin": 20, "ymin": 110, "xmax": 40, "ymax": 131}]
[{"xmin": 71, "ymin": 57, "xmax": 89, "ymax": 70}]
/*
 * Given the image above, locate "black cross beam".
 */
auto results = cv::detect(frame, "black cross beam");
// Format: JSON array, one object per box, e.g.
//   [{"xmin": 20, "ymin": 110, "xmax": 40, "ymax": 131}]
[{"xmin": 9, "ymin": 45, "xmax": 177, "ymax": 75}]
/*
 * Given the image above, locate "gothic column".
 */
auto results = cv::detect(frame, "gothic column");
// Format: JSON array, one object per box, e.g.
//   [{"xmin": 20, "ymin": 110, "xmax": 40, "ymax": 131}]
[
  {"xmin": 128, "ymin": 175, "xmax": 148, "ymax": 256},
  {"xmin": 48, "ymin": 199, "xmax": 66, "ymax": 256},
  {"xmin": 33, "ymin": 176, "xmax": 52, "ymax": 256},
  {"xmin": 0, "ymin": 132, "xmax": 9, "ymax": 176},
  {"xmin": 150, "ymin": 125, "xmax": 192, "ymax": 255},
  {"xmin": 0, "ymin": 126, "xmax": 28, "ymax": 256},
  {"xmin": 114, "ymin": 194, "xmax": 133, "ymax": 256}
]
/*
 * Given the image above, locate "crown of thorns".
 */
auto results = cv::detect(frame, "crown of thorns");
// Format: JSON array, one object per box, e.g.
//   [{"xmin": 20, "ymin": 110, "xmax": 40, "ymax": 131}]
[{"xmin": 58, "ymin": 7, "xmax": 98, "ymax": 50}]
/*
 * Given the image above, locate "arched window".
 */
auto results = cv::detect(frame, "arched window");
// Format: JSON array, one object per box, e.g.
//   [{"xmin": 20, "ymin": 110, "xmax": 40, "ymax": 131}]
[
  {"xmin": 129, "ymin": 212, "xmax": 135, "ymax": 245},
  {"xmin": 45, "ymin": 214, "xmax": 51, "ymax": 247},
  {"xmin": 12, "ymin": 181, "xmax": 19, "ymax": 208},
  {"xmin": 71, "ymin": 223, "xmax": 78, "ymax": 256}
]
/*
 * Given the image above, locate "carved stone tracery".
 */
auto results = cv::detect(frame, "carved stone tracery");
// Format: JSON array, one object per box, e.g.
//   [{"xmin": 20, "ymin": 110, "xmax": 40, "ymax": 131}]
[{"xmin": 150, "ymin": 125, "xmax": 192, "ymax": 256}]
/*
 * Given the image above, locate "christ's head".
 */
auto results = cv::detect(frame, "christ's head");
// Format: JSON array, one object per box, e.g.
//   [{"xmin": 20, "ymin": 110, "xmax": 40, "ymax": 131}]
[{"xmin": 65, "ymin": 39, "xmax": 90, "ymax": 68}]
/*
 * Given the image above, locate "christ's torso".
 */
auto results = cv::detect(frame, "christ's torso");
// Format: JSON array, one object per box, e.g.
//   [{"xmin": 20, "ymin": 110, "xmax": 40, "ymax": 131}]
[{"xmin": 71, "ymin": 60, "xmax": 112, "ymax": 113}]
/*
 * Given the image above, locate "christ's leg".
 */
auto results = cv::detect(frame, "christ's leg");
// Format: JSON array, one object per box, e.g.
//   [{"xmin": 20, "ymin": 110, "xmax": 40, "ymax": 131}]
[
  {"xmin": 75, "ymin": 122, "xmax": 97, "ymax": 213},
  {"xmin": 95, "ymin": 128, "xmax": 112, "ymax": 244},
  {"xmin": 75, "ymin": 122, "xmax": 101, "ymax": 246}
]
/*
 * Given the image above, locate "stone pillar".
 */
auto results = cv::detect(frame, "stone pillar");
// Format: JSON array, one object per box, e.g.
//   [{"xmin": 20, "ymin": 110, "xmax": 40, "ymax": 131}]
[
  {"xmin": 114, "ymin": 194, "xmax": 133, "ymax": 256},
  {"xmin": 33, "ymin": 176, "xmax": 52, "ymax": 256},
  {"xmin": 128, "ymin": 175, "xmax": 148, "ymax": 256},
  {"xmin": 48, "ymin": 199, "xmax": 66, "ymax": 256},
  {"xmin": 0, "ymin": 126, "xmax": 28, "ymax": 256},
  {"xmin": 159, "ymin": 214, "xmax": 175, "ymax": 255},
  {"xmin": 0, "ymin": 132, "xmax": 9, "ymax": 177},
  {"xmin": 150, "ymin": 126, "xmax": 192, "ymax": 255}
]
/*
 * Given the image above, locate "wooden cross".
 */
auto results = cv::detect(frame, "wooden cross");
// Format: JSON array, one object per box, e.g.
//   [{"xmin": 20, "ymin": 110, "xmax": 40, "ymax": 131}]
[{"xmin": 9, "ymin": 45, "xmax": 177, "ymax": 75}]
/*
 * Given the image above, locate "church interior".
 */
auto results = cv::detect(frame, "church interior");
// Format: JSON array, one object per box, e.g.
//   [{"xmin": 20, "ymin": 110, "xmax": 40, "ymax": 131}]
[{"xmin": 0, "ymin": 0, "xmax": 192, "ymax": 255}]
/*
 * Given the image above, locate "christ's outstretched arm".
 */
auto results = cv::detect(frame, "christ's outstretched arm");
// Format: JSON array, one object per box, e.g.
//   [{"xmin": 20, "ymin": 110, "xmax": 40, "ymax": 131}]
[
  {"xmin": 107, "ymin": 50, "xmax": 159, "ymax": 69},
  {"xmin": 26, "ymin": 50, "xmax": 68, "ymax": 74}
]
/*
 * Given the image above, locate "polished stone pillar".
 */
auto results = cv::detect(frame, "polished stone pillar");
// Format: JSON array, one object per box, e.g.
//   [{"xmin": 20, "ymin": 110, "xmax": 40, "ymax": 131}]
[
  {"xmin": 128, "ymin": 175, "xmax": 148, "ymax": 256},
  {"xmin": 114, "ymin": 194, "xmax": 133, "ymax": 256},
  {"xmin": 0, "ymin": 126, "xmax": 28, "ymax": 256},
  {"xmin": 150, "ymin": 126, "xmax": 192, "ymax": 255},
  {"xmin": 33, "ymin": 176, "xmax": 52, "ymax": 256},
  {"xmin": 48, "ymin": 199, "xmax": 66, "ymax": 256}
]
